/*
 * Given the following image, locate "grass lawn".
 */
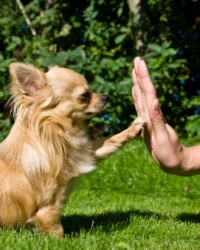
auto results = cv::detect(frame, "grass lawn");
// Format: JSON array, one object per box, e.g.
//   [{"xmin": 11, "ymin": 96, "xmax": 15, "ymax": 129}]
[{"xmin": 1, "ymin": 139, "xmax": 200, "ymax": 249}]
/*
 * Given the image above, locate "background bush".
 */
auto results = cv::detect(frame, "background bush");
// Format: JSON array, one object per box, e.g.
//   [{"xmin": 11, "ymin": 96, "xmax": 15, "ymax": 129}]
[{"xmin": 0, "ymin": 0, "xmax": 200, "ymax": 139}]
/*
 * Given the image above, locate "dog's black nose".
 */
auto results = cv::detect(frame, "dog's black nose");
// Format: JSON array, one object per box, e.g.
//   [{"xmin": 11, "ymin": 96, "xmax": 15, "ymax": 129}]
[{"xmin": 101, "ymin": 95, "xmax": 109, "ymax": 103}]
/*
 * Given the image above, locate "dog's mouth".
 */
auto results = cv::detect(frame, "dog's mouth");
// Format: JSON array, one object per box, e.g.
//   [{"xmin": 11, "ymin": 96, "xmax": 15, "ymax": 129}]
[
  {"xmin": 71, "ymin": 94, "xmax": 109, "ymax": 120},
  {"xmin": 85, "ymin": 112, "xmax": 94, "ymax": 117},
  {"xmin": 82, "ymin": 95, "xmax": 109, "ymax": 119},
  {"xmin": 84, "ymin": 105, "xmax": 107, "ymax": 118}
]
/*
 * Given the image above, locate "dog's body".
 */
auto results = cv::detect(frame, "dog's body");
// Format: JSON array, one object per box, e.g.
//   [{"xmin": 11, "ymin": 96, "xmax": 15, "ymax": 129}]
[{"xmin": 0, "ymin": 63, "xmax": 144, "ymax": 236}]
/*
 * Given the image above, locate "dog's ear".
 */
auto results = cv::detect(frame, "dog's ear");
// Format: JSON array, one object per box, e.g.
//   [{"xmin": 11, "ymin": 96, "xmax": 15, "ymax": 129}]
[{"xmin": 9, "ymin": 63, "xmax": 46, "ymax": 96}]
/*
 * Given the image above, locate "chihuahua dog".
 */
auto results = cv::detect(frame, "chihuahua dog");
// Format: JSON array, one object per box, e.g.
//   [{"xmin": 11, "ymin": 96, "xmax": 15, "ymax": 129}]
[{"xmin": 0, "ymin": 63, "xmax": 144, "ymax": 236}]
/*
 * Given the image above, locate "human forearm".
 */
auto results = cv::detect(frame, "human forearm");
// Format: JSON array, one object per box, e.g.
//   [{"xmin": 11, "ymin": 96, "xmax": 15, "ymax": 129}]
[{"xmin": 159, "ymin": 144, "xmax": 200, "ymax": 176}]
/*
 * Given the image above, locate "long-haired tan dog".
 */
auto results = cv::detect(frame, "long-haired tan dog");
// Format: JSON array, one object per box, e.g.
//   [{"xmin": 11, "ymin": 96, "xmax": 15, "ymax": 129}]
[{"xmin": 0, "ymin": 63, "xmax": 144, "ymax": 236}]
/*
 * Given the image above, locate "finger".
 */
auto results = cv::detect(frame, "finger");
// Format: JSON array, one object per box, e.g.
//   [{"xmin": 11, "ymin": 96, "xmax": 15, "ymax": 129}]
[
  {"xmin": 133, "ymin": 62, "xmax": 151, "ymax": 121},
  {"xmin": 150, "ymin": 99, "xmax": 169, "ymax": 139},
  {"xmin": 132, "ymin": 86, "xmax": 138, "ymax": 111},
  {"xmin": 132, "ymin": 85, "xmax": 145, "ymax": 118},
  {"xmin": 138, "ymin": 60, "xmax": 157, "ymax": 112},
  {"xmin": 132, "ymin": 68, "xmax": 139, "ymax": 87},
  {"xmin": 134, "ymin": 58, "xmax": 144, "ymax": 90},
  {"xmin": 132, "ymin": 68, "xmax": 146, "ymax": 118},
  {"xmin": 133, "ymin": 57, "xmax": 142, "ymax": 76},
  {"xmin": 132, "ymin": 68, "xmax": 142, "ymax": 115}
]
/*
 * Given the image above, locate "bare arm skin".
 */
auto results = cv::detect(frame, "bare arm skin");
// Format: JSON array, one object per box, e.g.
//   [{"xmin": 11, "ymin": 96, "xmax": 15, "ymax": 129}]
[{"xmin": 132, "ymin": 57, "xmax": 200, "ymax": 176}]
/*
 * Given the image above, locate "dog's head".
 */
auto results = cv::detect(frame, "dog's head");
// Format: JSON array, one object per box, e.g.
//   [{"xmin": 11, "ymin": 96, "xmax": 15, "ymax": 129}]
[{"xmin": 9, "ymin": 63, "xmax": 109, "ymax": 122}]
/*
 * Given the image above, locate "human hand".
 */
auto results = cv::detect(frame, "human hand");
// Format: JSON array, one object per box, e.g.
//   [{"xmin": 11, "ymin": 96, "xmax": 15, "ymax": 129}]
[{"xmin": 132, "ymin": 57, "xmax": 185, "ymax": 173}]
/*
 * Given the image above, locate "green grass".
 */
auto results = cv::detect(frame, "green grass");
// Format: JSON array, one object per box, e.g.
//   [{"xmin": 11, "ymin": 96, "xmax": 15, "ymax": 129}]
[{"xmin": 1, "ymin": 139, "xmax": 200, "ymax": 249}]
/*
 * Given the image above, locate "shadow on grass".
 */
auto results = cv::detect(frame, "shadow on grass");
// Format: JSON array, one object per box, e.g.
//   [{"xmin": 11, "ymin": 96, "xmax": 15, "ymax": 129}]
[
  {"xmin": 177, "ymin": 213, "xmax": 200, "ymax": 224},
  {"xmin": 61, "ymin": 209, "xmax": 164, "ymax": 235}
]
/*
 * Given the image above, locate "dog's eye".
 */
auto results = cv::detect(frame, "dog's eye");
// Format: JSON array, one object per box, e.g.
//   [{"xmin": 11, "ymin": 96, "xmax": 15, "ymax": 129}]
[{"xmin": 79, "ymin": 92, "xmax": 91, "ymax": 103}]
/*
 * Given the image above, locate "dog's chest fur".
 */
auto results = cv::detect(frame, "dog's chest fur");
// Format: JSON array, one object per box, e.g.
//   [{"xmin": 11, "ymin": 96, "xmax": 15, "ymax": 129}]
[
  {"xmin": 1, "ymin": 120, "xmax": 95, "ymax": 196},
  {"xmin": 20, "ymin": 125, "xmax": 95, "ymax": 179}
]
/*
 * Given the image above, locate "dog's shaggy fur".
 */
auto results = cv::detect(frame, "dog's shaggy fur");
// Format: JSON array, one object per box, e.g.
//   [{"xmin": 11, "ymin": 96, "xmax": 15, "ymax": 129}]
[{"xmin": 0, "ymin": 63, "xmax": 144, "ymax": 236}]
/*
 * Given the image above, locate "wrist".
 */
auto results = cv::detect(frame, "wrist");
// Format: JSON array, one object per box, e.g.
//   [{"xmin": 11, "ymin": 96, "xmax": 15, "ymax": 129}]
[
  {"xmin": 159, "ymin": 145, "xmax": 192, "ymax": 176},
  {"xmin": 179, "ymin": 145, "xmax": 189, "ymax": 169},
  {"xmin": 179, "ymin": 145, "xmax": 199, "ymax": 175}
]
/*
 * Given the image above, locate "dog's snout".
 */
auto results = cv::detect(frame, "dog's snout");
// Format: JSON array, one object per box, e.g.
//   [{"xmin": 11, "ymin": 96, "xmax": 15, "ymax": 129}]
[{"xmin": 101, "ymin": 95, "xmax": 109, "ymax": 103}]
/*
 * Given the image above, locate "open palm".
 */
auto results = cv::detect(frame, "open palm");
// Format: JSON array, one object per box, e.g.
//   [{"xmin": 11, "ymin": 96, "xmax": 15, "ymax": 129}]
[{"xmin": 132, "ymin": 57, "xmax": 186, "ymax": 175}]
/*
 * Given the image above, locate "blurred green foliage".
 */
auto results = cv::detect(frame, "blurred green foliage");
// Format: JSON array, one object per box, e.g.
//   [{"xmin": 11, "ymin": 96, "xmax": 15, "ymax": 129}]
[{"xmin": 0, "ymin": 0, "xmax": 200, "ymax": 139}]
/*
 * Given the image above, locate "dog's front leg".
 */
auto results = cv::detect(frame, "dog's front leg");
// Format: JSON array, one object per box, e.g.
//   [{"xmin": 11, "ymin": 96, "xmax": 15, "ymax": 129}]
[{"xmin": 94, "ymin": 117, "xmax": 145, "ymax": 159}]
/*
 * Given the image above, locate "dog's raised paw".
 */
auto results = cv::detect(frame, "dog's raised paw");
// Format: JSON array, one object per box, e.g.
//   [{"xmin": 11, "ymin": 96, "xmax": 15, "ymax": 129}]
[
  {"xmin": 128, "ymin": 117, "xmax": 145, "ymax": 138},
  {"xmin": 133, "ymin": 116, "xmax": 145, "ymax": 127}
]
